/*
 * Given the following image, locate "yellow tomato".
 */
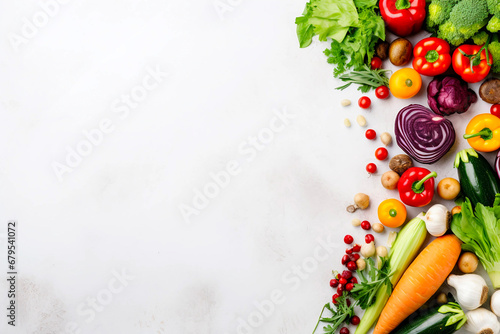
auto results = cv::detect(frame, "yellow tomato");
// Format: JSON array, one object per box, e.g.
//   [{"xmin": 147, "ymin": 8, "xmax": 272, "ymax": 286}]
[
  {"xmin": 378, "ymin": 198, "xmax": 407, "ymax": 228},
  {"xmin": 389, "ymin": 68, "xmax": 422, "ymax": 99}
]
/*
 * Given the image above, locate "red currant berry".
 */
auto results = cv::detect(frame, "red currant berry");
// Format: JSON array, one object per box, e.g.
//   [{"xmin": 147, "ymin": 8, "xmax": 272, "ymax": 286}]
[
  {"xmin": 344, "ymin": 235, "xmax": 354, "ymax": 244},
  {"xmin": 350, "ymin": 277, "xmax": 358, "ymax": 284},
  {"xmin": 345, "ymin": 283, "xmax": 354, "ymax": 291},
  {"xmin": 330, "ymin": 279, "xmax": 339, "ymax": 288},
  {"xmin": 351, "ymin": 316, "xmax": 360, "ymax": 326},
  {"xmin": 346, "ymin": 248, "xmax": 353, "ymax": 254},
  {"xmin": 353, "ymin": 254, "xmax": 360, "ymax": 261},
  {"xmin": 340, "ymin": 327, "xmax": 350, "ymax": 334},
  {"xmin": 341, "ymin": 255, "xmax": 350, "ymax": 265},
  {"xmin": 337, "ymin": 285, "xmax": 344, "ymax": 294},
  {"xmin": 347, "ymin": 261, "xmax": 357, "ymax": 271},
  {"xmin": 339, "ymin": 278, "xmax": 347, "ymax": 285},
  {"xmin": 352, "ymin": 244, "xmax": 361, "ymax": 252},
  {"xmin": 365, "ymin": 234, "xmax": 375, "ymax": 243},
  {"xmin": 332, "ymin": 293, "xmax": 340, "ymax": 304},
  {"xmin": 341, "ymin": 270, "xmax": 352, "ymax": 280}
]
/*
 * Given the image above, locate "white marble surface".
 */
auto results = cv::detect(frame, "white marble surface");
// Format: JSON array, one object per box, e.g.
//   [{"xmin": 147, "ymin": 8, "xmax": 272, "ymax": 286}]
[{"xmin": 0, "ymin": 1, "xmax": 495, "ymax": 333}]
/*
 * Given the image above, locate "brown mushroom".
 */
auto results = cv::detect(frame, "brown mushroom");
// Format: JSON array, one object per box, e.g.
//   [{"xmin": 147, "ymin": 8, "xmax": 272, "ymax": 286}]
[
  {"xmin": 479, "ymin": 78, "xmax": 500, "ymax": 104},
  {"xmin": 389, "ymin": 154, "xmax": 413, "ymax": 176}
]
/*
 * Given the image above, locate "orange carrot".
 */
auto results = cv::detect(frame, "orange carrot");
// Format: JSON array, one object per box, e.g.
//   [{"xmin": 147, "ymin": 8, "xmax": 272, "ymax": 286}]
[{"xmin": 373, "ymin": 234, "xmax": 462, "ymax": 334}]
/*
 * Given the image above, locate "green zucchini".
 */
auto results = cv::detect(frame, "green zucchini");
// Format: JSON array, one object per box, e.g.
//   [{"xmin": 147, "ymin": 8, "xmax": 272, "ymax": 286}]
[
  {"xmin": 454, "ymin": 148, "xmax": 500, "ymax": 207},
  {"xmin": 390, "ymin": 302, "xmax": 466, "ymax": 334}
]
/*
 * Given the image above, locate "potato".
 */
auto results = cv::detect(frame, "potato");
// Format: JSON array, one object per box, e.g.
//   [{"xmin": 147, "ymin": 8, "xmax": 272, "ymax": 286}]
[
  {"xmin": 437, "ymin": 178, "xmax": 460, "ymax": 200},
  {"xmin": 389, "ymin": 38, "xmax": 412, "ymax": 66},
  {"xmin": 381, "ymin": 171, "xmax": 400, "ymax": 190}
]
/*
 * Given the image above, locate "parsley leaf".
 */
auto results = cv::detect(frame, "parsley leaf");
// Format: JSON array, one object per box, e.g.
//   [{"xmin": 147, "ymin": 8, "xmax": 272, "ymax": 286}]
[{"xmin": 350, "ymin": 257, "xmax": 392, "ymax": 310}]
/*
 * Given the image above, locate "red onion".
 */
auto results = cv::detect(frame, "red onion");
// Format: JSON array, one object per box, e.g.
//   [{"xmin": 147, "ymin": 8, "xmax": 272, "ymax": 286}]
[{"xmin": 395, "ymin": 104, "xmax": 456, "ymax": 164}]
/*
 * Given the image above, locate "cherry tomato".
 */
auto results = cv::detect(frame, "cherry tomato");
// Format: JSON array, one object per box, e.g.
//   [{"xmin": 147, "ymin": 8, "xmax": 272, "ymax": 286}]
[
  {"xmin": 358, "ymin": 96, "xmax": 371, "ymax": 109},
  {"xmin": 491, "ymin": 104, "xmax": 500, "ymax": 118},
  {"xmin": 375, "ymin": 85, "xmax": 390, "ymax": 99},
  {"xmin": 375, "ymin": 147, "xmax": 388, "ymax": 161},
  {"xmin": 370, "ymin": 57, "xmax": 382, "ymax": 69},
  {"xmin": 366, "ymin": 163, "xmax": 377, "ymax": 174},
  {"xmin": 365, "ymin": 129, "xmax": 376, "ymax": 140}
]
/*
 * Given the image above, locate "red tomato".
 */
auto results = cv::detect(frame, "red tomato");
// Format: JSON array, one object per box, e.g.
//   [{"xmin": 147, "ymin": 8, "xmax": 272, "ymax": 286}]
[
  {"xmin": 365, "ymin": 129, "xmax": 376, "ymax": 140},
  {"xmin": 358, "ymin": 96, "xmax": 371, "ymax": 109},
  {"xmin": 375, "ymin": 147, "xmax": 388, "ymax": 161},
  {"xmin": 452, "ymin": 45, "xmax": 491, "ymax": 83},
  {"xmin": 375, "ymin": 86, "xmax": 390, "ymax": 99},
  {"xmin": 366, "ymin": 163, "xmax": 377, "ymax": 174},
  {"xmin": 491, "ymin": 104, "xmax": 500, "ymax": 118},
  {"xmin": 371, "ymin": 57, "xmax": 382, "ymax": 70}
]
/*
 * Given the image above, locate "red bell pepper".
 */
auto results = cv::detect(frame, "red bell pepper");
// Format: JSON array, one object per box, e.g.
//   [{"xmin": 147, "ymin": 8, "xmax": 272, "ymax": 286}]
[
  {"xmin": 398, "ymin": 167, "xmax": 437, "ymax": 207},
  {"xmin": 379, "ymin": 0, "xmax": 426, "ymax": 37},
  {"xmin": 452, "ymin": 44, "xmax": 492, "ymax": 83},
  {"xmin": 412, "ymin": 37, "xmax": 451, "ymax": 76}
]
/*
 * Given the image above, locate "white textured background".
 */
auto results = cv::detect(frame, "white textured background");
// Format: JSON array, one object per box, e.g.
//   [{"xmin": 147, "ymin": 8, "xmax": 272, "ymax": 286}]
[{"xmin": 0, "ymin": 0, "xmax": 495, "ymax": 333}]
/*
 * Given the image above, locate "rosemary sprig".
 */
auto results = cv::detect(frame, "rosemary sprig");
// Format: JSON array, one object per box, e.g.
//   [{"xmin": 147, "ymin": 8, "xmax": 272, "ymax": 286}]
[{"xmin": 336, "ymin": 65, "xmax": 390, "ymax": 93}]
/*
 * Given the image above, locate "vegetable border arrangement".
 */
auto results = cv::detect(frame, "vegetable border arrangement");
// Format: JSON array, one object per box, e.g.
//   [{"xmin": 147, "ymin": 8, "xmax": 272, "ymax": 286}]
[{"xmin": 296, "ymin": 0, "xmax": 500, "ymax": 334}]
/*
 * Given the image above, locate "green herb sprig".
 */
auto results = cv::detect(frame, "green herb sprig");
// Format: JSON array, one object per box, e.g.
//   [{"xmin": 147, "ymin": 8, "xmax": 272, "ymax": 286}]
[{"xmin": 350, "ymin": 257, "xmax": 392, "ymax": 310}]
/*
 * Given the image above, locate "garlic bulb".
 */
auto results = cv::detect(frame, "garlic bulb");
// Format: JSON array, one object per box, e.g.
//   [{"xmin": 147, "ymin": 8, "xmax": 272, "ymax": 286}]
[
  {"xmin": 424, "ymin": 204, "xmax": 450, "ymax": 236},
  {"xmin": 447, "ymin": 274, "xmax": 488, "ymax": 310},
  {"xmin": 491, "ymin": 290, "xmax": 500, "ymax": 317},
  {"xmin": 464, "ymin": 308, "xmax": 500, "ymax": 334}
]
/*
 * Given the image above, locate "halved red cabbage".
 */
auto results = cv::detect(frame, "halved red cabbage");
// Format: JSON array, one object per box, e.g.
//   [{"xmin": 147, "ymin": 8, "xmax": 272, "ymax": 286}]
[{"xmin": 395, "ymin": 104, "xmax": 456, "ymax": 164}]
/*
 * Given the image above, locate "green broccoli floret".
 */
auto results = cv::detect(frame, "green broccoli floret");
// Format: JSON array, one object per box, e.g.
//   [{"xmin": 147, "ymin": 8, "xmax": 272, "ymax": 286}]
[
  {"xmin": 487, "ymin": 0, "xmax": 500, "ymax": 17},
  {"xmin": 450, "ymin": 0, "xmax": 490, "ymax": 38},
  {"xmin": 472, "ymin": 30, "xmax": 490, "ymax": 45},
  {"xmin": 487, "ymin": 16, "xmax": 500, "ymax": 32},
  {"xmin": 426, "ymin": 0, "xmax": 460, "ymax": 27},
  {"xmin": 438, "ymin": 21, "xmax": 466, "ymax": 46},
  {"xmin": 489, "ymin": 41, "xmax": 500, "ymax": 74}
]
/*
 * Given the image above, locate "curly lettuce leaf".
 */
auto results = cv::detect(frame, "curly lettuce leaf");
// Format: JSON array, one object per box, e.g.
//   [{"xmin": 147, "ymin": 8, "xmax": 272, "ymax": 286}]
[{"xmin": 295, "ymin": 0, "xmax": 358, "ymax": 48}]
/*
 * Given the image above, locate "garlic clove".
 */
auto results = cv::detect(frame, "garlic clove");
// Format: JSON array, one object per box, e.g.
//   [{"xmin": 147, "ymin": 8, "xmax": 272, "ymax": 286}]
[
  {"xmin": 491, "ymin": 291, "xmax": 500, "ymax": 317},
  {"xmin": 464, "ymin": 308, "xmax": 500, "ymax": 334},
  {"xmin": 447, "ymin": 274, "xmax": 488, "ymax": 310},
  {"xmin": 424, "ymin": 204, "xmax": 450, "ymax": 237}
]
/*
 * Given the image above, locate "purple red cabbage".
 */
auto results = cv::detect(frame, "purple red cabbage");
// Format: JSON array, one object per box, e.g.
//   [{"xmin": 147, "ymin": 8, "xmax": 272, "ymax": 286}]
[
  {"xmin": 427, "ymin": 76, "xmax": 477, "ymax": 116},
  {"xmin": 395, "ymin": 104, "xmax": 456, "ymax": 164}
]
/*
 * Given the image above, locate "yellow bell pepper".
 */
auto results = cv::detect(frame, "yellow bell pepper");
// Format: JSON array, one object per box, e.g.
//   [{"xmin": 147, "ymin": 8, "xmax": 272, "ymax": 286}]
[
  {"xmin": 378, "ymin": 199, "xmax": 407, "ymax": 228},
  {"xmin": 463, "ymin": 114, "xmax": 500, "ymax": 152}
]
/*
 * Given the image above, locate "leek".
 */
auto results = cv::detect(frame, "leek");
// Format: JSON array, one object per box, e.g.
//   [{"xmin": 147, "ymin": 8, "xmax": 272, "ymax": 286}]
[{"xmin": 354, "ymin": 214, "xmax": 427, "ymax": 334}]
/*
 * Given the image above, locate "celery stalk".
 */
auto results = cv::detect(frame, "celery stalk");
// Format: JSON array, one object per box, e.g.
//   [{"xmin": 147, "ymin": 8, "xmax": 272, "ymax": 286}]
[{"xmin": 354, "ymin": 215, "xmax": 427, "ymax": 334}]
